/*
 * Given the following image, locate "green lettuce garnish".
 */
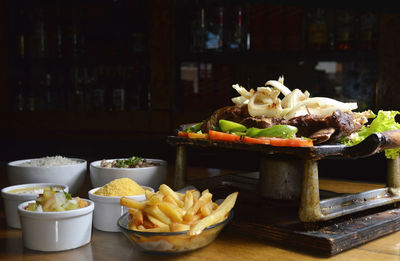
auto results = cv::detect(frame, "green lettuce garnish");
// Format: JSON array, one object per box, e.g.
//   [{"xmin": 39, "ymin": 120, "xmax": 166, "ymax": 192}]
[{"xmin": 340, "ymin": 110, "xmax": 400, "ymax": 159}]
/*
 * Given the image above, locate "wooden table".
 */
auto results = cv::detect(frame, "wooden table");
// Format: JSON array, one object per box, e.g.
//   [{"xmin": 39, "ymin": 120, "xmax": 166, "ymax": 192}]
[{"xmin": 1, "ymin": 165, "xmax": 400, "ymax": 261}]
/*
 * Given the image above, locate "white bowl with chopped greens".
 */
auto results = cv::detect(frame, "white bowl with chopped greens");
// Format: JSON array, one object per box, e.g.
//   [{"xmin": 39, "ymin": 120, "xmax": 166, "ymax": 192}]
[
  {"xmin": 18, "ymin": 188, "xmax": 94, "ymax": 252},
  {"xmin": 89, "ymin": 157, "xmax": 167, "ymax": 189}
]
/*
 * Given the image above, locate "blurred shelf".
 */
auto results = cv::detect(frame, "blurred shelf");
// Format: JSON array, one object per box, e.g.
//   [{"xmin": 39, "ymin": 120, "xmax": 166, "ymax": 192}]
[
  {"xmin": 179, "ymin": 50, "xmax": 378, "ymax": 64},
  {"xmin": 9, "ymin": 53, "xmax": 149, "ymax": 68},
  {"xmin": 4, "ymin": 110, "xmax": 171, "ymax": 135}
]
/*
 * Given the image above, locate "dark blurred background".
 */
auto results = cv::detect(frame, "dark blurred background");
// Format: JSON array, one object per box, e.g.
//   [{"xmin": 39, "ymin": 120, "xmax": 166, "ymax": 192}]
[{"xmin": 0, "ymin": 0, "xmax": 400, "ymax": 184}]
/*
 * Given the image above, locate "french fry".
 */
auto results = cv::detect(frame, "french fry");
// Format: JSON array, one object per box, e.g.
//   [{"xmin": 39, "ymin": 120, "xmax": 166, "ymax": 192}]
[
  {"xmin": 158, "ymin": 201, "xmax": 183, "ymax": 223},
  {"xmin": 212, "ymin": 202, "xmax": 218, "ymax": 210},
  {"xmin": 147, "ymin": 215, "xmax": 169, "ymax": 229},
  {"xmin": 143, "ymin": 218, "xmax": 156, "ymax": 229},
  {"xmin": 120, "ymin": 197, "xmax": 146, "ymax": 210},
  {"xmin": 192, "ymin": 190, "xmax": 200, "ymax": 202},
  {"xmin": 144, "ymin": 205, "xmax": 171, "ymax": 224},
  {"xmin": 170, "ymin": 223, "xmax": 190, "ymax": 232},
  {"xmin": 145, "ymin": 190, "xmax": 155, "ymax": 200},
  {"xmin": 176, "ymin": 191, "xmax": 185, "ymax": 201},
  {"xmin": 132, "ymin": 209, "xmax": 144, "ymax": 226},
  {"xmin": 184, "ymin": 190, "xmax": 212, "ymax": 221},
  {"xmin": 183, "ymin": 190, "xmax": 194, "ymax": 210},
  {"xmin": 189, "ymin": 192, "xmax": 238, "ymax": 236},
  {"xmin": 200, "ymin": 201, "xmax": 213, "ymax": 217},
  {"xmin": 147, "ymin": 193, "xmax": 163, "ymax": 206},
  {"xmin": 163, "ymin": 194, "xmax": 178, "ymax": 206},
  {"xmin": 159, "ymin": 184, "xmax": 184, "ymax": 207}
]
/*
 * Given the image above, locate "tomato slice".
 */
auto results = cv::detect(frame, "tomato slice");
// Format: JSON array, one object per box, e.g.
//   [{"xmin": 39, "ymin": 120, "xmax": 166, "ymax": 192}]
[
  {"xmin": 187, "ymin": 133, "xmax": 209, "ymax": 139},
  {"xmin": 242, "ymin": 136, "xmax": 270, "ymax": 145},
  {"xmin": 269, "ymin": 138, "xmax": 314, "ymax": 147},
  {"xmin": 177, "ymin": 131, "xmax": 189, "ymax": 137},
  {"xmin": 209, "ymin": 130, "xmax": 241, "ymax": 142}
]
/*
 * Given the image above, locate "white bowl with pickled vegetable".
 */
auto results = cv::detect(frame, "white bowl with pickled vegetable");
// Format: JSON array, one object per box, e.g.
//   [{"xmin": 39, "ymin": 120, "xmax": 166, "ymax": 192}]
[
  {"xmin": 89, "ymin": 157, "xmax": 167, "ymax": 188},
  {"xmin": 1, "ymin": 183, "xmax": 69, "ymax": 229},
  {"xmin": 17, "ymin": 190, "xmax": 94, "ymax": 252},
  {"xmin": 7, "ymin": 156, "xmax": 87, "ymax": 195},
  {"xmin": 88, "ymin": 185, "xmax": 154, "ymax": 232}
]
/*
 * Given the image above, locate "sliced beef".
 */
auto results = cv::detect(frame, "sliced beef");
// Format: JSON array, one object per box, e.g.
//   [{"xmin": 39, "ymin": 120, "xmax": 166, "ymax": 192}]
[
  {"xmin": 284, "ymin": 110, "xmax": 362, "ymax": 143},
  {"xmin": 200, "ymin": 105, "xmax": 250, "ymax": 133},
  {"xmin": 240, "ymin": 116, "xmax": 282, "ymax": 129},
  {"xmin": 201, "ymin": 105, "xmax": 362, "ymax": 144}
]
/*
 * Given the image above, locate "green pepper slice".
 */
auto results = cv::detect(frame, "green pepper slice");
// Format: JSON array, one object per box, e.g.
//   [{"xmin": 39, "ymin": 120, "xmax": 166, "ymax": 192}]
[
  {"xmin": 246, "ymin": 125, "xmax": 298, "ymax": 139},
  {"xmin": 219, "ymin": 120, "xmax": 247, "ymax": 133}
]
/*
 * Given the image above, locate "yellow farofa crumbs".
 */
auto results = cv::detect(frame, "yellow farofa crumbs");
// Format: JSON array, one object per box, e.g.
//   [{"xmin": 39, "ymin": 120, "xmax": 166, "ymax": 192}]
[{"xmin": 94, "ymin": 178, "xmax": 145, "ymax": 196}]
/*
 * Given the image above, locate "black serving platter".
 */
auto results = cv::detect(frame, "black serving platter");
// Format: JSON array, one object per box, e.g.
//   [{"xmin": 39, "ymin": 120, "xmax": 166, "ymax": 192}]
[{"xmin": 167, "ymin": 130, "xmax": 400, "ymax": 160}]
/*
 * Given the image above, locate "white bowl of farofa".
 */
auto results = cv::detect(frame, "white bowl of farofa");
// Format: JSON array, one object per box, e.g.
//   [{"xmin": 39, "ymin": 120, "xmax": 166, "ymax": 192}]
[{"xmin": 88, "ymin": 178, "xmax": 154, "ymax": 232}]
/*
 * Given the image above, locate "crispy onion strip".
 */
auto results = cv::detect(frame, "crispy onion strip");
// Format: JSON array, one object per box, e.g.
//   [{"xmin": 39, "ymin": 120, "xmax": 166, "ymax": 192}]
[
  {"xmin": 265, "ymin": 80, "xmax": 291, "ymax": 96},
  {"xmin": 283, "ymin": 97, "xmax": 358, "ymax": 120}
]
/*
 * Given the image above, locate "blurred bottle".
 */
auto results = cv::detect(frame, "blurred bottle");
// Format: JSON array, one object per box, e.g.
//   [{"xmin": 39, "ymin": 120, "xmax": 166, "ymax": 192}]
[
  {"xmin": 44, "ymin": 73, "xmax": 55, "ymax": 110},
  {"xmin": 129, "ymin": 1, "xmax": 148, "ymax": 54},
  {"xmin": 358, "ymin": 11, "xmax": 378, "ymax": 50},
  {"xmin": 228, "ymin": 7, "xmax": 247, "ymax": 52},
  {"xmin": 15, "ymin": 79, "xmax": 25, "ymax": 111},
  {"xmin": 335, "ymin": 9, "xmax": 355, "ymax": 50},
  {"xmin": 64, "ymin": 1, "xmax": 85, "ymax": 59},
  {"xmin": 307, "ymin": 8, "xmax": 329, "ymax": 51},
  {"xmin": 25, "ymin": 82, "xmax": 36, "ymax": 112},
  {"xmin": 112, "ymin": 66, "xmax": 126, "ymax": 111},
  {"xmin": 192, "ymin": 1, "xmax": 206, "ymax": 52},
  {"xmin": 15, "ymin": 8, "xmax": 27, "ymax": 60},
  {"xmin": 71, "ymin": 67, "xmax": 85, "ymax": 111},
  {"xmin": 28, "ymin": 7, "xmax": 48, "ymax": 59},
  {"xmin": 205, "ymin": 6, "xmax": 224, "ymax": 52},
  {"xmin": 47, "ymin": 1, "xmax": 63, "ymax": 59},
  {"xmin": 92, "ymin": 66, "xmax": 106, "ymax": 111}
]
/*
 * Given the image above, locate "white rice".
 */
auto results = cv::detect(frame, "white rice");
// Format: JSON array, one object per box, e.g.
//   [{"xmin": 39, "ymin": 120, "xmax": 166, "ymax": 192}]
[{"xmin": 19, "ymin": 156, "xmax": 79, "ymax": 167}]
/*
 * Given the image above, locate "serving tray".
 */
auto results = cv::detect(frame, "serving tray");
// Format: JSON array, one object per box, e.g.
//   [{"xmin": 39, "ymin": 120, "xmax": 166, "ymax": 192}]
[
  {"xmin": 167, "ymin": 130, "xmax": 400, "ymax": 160},
  {"xmin": 167, "ymin": 130, "xmax": 400, "ymax": 223}
]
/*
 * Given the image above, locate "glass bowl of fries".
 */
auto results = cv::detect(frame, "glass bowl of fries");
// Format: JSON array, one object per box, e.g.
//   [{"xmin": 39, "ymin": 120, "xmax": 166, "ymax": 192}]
[
  {"xmin": 117, "ymin": 184, "xmax": 238, "ymax": 254},
  {"xmin": 118, "ymin": 210, "xmax": 233, "ymax": 254}
]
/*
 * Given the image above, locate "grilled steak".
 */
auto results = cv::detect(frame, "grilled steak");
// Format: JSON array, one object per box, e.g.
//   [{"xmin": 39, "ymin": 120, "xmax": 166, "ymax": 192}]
[{"xmin": 201, "ymin": 105, "xmax": 363, "ymax": 144}]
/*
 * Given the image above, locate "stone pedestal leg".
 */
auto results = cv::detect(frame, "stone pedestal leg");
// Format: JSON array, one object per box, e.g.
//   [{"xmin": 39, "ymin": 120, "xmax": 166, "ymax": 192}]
[
  {"xmin": 173, "ymin": 145, "xmax": 187, "ymax": 190},
  {"xmin": 298, "ymin": 160, "xmax": 323, "ymax": 222}
]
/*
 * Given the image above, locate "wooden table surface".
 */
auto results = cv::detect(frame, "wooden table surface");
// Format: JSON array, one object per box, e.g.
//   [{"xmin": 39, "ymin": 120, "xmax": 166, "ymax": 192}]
[{"xmin": 1, "ymin": 165, "xmax": 400, "ymax": 261}]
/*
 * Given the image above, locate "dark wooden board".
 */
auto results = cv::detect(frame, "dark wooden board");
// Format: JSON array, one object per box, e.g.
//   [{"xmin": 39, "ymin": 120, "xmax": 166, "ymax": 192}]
[
  {"xmin": 167, "ymin": 130, "xmax": 400, "ymax": 160},
  {"xmin": 207, "ymin": 182, "xmax": 400, "ymax": 256}
]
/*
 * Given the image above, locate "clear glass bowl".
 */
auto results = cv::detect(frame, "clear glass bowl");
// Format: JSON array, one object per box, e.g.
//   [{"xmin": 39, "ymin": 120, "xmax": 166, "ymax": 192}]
[{"xmin": 117, "ymin": 210, "xmax": 234, "ymax": 254}]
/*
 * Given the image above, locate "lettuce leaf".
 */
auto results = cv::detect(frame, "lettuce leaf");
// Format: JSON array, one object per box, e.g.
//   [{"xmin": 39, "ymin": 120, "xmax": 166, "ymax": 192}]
[{"xmin": 340, "ymin": 110, "xmax": 400, "ymax": 159}]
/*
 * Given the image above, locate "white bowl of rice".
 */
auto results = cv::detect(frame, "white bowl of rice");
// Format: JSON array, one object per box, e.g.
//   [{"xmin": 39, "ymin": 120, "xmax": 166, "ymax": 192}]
[{"xmin": 7, "ymin": 156, "xmax": 87, "ymax": 195}]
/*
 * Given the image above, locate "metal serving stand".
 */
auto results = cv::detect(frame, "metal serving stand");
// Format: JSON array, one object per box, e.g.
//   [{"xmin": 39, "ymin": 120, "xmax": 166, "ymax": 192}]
[{"xmin": 167, "ymin": 130, "xmax": 400, "ymax": 223}]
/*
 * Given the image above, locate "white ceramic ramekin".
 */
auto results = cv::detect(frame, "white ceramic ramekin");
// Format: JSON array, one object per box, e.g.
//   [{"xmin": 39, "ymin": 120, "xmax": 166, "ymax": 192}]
[
  {"xmin": 89, "ymin": 159, "xmax": 166, "ymax": 189},
  {"xmin": 1, "ymin": 183, "xmax": 69, "ymax": 229},
  {"xmin": 88, "ymin": 186, "xmax": 153, "ymax": 232},
  {"xmin": 18, "ymin": 199, "xmax": 94, "ymax": 252},
  {"xmin": 7, "ymin": 158, "xmax": 87, "ymax": 195}
]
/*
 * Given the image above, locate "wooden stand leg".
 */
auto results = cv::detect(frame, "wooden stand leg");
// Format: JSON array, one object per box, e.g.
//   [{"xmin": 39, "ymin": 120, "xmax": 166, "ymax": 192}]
[
  {"xmin": 388, "ymin": 155, "xmax": 400, "ymax": 196},
  {"xmin": 298, "ymin": 159, "xmax": 323, "ymax": 222},
  {"xmin": 173, "ymin": 145, "xmax": 187, "ymax": 190}
]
